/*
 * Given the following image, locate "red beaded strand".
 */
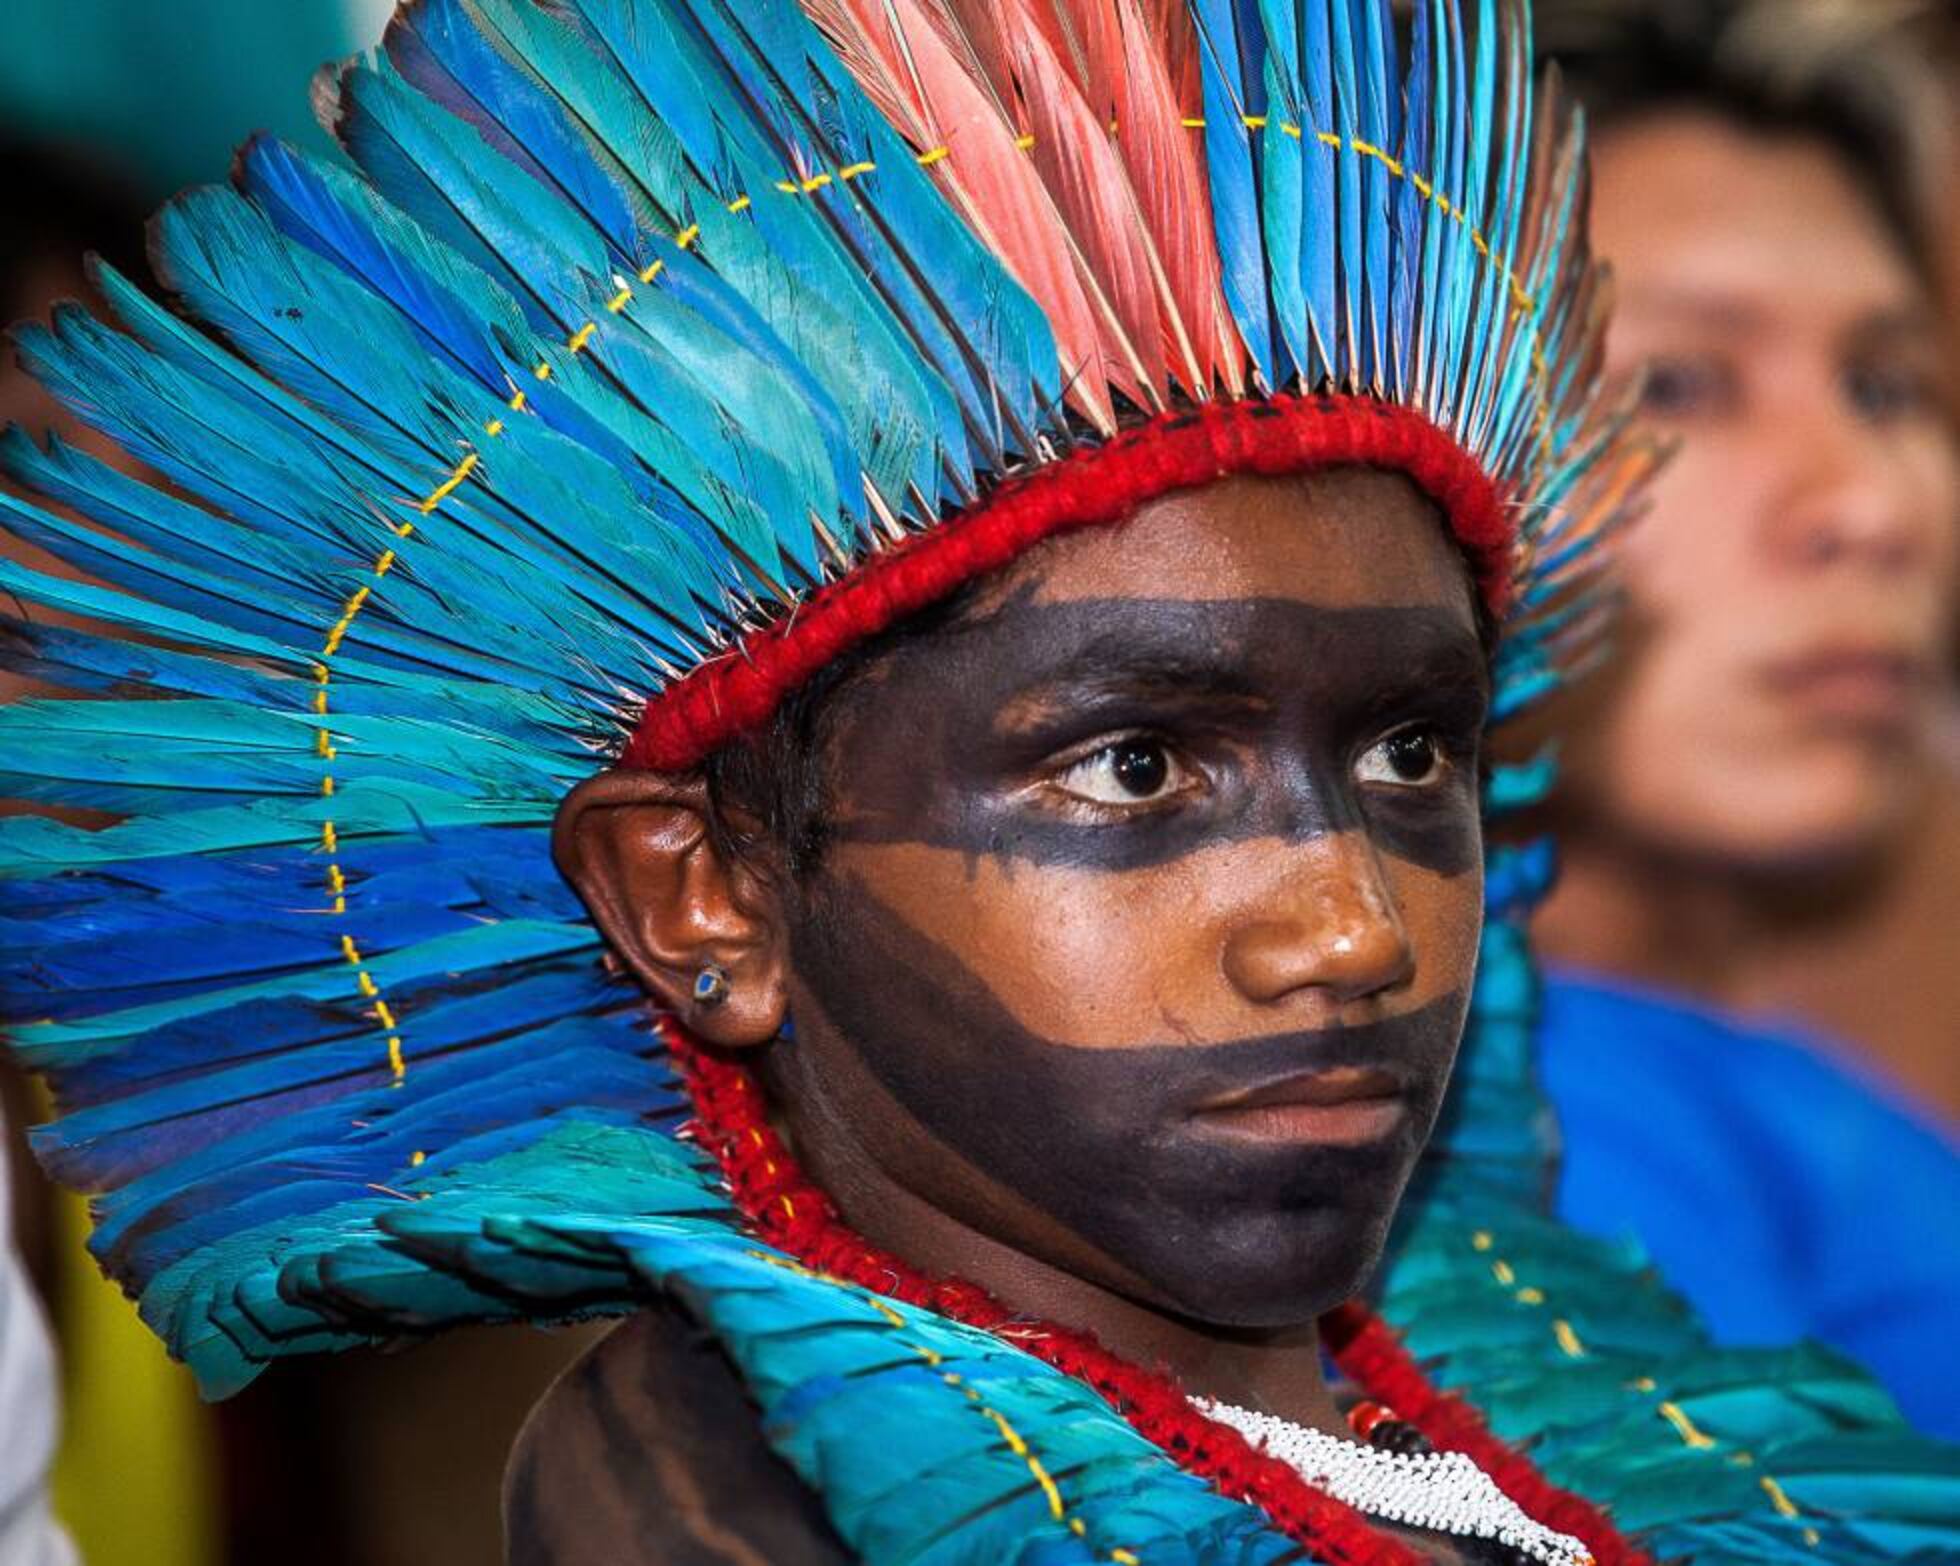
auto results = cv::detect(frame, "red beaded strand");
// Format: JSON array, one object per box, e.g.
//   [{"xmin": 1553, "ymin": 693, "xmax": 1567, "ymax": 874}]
[{"xmin": 667, "ymin": 1022, "xmax": 1654, "ymax": 1566}]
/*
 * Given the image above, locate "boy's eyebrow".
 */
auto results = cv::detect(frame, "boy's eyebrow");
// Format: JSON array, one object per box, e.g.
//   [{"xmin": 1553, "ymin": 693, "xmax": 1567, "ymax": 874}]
[
  {"xmin": 1349, "ymin": 639, "xmax": 1493, "ymax": 722},
  {"xmin": 990, "ymin": 646, "xmax": 1270, "ymax": 728}
]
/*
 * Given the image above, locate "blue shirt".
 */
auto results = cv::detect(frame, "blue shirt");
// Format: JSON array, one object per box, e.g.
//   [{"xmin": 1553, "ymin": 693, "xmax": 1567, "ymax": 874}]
[{"xmin": 1538, "ymin": 970, "xmax": 1960, "ymax": 1440}]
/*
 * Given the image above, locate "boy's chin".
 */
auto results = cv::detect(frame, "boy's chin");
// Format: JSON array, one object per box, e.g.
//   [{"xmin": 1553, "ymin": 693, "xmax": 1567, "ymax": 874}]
[{"xmin": 1116, "ymin": 1209, "xmax": 1397, "ymax": 1331}]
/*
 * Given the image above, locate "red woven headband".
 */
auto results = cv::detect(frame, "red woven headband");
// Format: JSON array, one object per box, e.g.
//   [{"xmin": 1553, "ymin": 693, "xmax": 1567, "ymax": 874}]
[{"xmin": 621, "ymin": 394, "xmax": 1512, "ymax": 772}]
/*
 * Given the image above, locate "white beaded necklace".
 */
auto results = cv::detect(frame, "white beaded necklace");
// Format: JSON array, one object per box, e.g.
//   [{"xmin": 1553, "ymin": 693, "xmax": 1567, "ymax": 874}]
[{"xmin": 1192, "ymin": 1397, "xmax": 1595, "ymax": 1566}]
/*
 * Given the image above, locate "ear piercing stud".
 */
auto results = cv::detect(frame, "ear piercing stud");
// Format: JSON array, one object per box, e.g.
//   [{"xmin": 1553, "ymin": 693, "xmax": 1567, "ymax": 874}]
[{"xmin": 693, "ymin": 963, "xmax": 731, "ymax": 1008}]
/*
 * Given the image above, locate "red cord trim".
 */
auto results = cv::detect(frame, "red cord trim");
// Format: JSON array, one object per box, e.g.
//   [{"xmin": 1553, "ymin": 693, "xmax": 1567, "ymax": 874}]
[
  {"xmin": 666, "ymin": 1021, "xmax": 1653, "ymax": 1566},
  {"xmin": 623, "ymin": 396, "xmax": 1513, "ymax": 773}
]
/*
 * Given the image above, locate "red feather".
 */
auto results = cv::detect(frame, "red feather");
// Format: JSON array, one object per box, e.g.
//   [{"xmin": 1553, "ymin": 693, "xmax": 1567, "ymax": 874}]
[
  {"xmin": 974, "ymin": 0, "xmax": 1170, "ymax": 396},
  {"xmin": 802, "ymin": 0, "xmax": 1135, "ymax": 429},
  {"xmin": 1104, "ymin": 0, "xmax": 1240, "ymax": 394},
  {"xmin": 804, "ymin": 0, "xmax": 1248, "ymax": 423}
]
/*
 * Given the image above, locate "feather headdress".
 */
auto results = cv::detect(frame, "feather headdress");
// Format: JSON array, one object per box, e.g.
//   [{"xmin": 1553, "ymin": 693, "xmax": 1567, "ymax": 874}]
[{"xmin": 4, "ymin": 0, "xmax": 1953, "ymax": 1561}]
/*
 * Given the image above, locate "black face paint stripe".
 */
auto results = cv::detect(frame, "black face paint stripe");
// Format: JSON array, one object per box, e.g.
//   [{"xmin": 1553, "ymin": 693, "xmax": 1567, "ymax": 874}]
[
  {"xmin": 786, "ymin": 869, "xmax": 1467, "ymax": 1325},
  {"xmin": 821, "ymin": 595, "xmax": 1486, "ymax": 877}
]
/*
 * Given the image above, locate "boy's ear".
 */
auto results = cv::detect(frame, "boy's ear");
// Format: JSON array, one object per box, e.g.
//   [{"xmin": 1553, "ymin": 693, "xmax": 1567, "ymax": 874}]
[{"xmin": 552, "ymin": 769, "xmax": 788, "ymax": 1047}]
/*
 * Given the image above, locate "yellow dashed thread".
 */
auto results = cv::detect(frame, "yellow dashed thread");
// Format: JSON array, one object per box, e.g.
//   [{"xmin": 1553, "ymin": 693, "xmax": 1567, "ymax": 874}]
[
  {"xmin": 1181, "ymin": 117, "xmax": 1541, "ymax": 324},
  {"xmin": 1758, "ymin": 1477, "xmax": 1822, "ymax": 1547},
  {"xmin": 416, "ymin": 451, "xmax": 479, "ymax": 513},
  {"xmin": 863, "ymin": 1295, "xmax": 907, "ymax": 1330},
  {"xmin": 938, "ymin": 1366, "xmax": 1082, "ymax": 1540},
  {"xmin": 939, "ymin": 1360, "xmax": 1136, "ymax": 1559},
  {"xmin": 313, "ymin": 251, "xmax": 648, "ymax": 1104},
  {"xmin": 1350, "ymin": 137, "xmax": 1403, "ymax": 177},
  {"xmin": 1472, "ymin": 1229, "xmax": 1817, "ymax": 1545},
  {"xmin": 1656, "ymin": 1401, "xmax": 1717, "ymax": 1450},
  {"xmin": 742, "ymin": 1250, "xmax": 1137, "ymax": 1561},
  {"xmin": 335, "ymin": 936, "xmax": 405, "ymax": 1084}
]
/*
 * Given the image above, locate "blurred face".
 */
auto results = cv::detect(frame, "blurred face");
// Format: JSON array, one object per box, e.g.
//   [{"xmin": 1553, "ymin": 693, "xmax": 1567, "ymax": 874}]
[
  {"xmin": 772, "ymin": 470, "xmax": 1489, "ymax": 1326},
  {"xmin": 1568, "ymin": 112, "xmax": 1959, "ymax": 869}
]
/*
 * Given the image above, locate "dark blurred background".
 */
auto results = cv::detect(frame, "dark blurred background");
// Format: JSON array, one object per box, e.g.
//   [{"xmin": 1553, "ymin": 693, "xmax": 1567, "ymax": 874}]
[{"xmin": 0, "ymin": 3, "xmax": 1955, "ymax": 1565}]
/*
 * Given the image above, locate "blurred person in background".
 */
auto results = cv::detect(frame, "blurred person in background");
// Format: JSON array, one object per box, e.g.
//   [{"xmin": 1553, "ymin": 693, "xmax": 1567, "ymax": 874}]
[{"xmin": 1528, "ymin": 0, "xmax": 1960, "ymax": 1438}]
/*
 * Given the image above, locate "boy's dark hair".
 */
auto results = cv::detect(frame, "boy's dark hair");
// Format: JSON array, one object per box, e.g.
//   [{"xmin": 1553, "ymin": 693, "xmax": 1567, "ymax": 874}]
[
  {"xmin": 1533, "ymin": 0, "xmax": 1941, "ymax": 276},
  {"xmin": 700, "ymin": 578, "xmax": 985, "ymax": 883}
]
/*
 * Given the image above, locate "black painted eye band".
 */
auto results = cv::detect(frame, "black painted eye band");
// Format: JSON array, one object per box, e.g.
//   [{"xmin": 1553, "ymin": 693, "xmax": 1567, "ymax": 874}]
[{"xmin": 818, "ymin": 596, "xmax": 1486, "ymax": 877}]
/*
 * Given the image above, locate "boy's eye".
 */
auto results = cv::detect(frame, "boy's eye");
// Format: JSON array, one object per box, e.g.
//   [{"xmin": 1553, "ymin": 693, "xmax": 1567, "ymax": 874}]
[
  {"xmin": 1354, "ymin": 726, "xmax": 1448, "ymax": 788},
  {"xmin": 1054, "ymin": 738, "xmax": 1188, "ymax": 805}
]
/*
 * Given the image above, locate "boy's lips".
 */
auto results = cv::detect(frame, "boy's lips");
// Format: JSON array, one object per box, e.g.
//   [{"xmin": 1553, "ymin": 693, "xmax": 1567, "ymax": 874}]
[{"xmin": 1191, "ymin": 1067, "xmax": 1410, "ymax": 1146}]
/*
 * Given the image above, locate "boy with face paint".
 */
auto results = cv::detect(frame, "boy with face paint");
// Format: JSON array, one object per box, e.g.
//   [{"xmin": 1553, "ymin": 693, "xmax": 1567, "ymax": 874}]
[
  {"xmin": 4, "ymin": 1, "xmax": 1959, "ymax": 1564},
  {"xmin": 539, "ymin": 468, "xmax": 1507, "ymax": 1560},
  {"xmin": 562, "ymin": 470, "xmax": 1486, "ymax": 1350}
]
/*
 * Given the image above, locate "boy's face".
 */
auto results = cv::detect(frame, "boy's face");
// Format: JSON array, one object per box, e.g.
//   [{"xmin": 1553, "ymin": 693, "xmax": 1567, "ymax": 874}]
[{"xmin": 772, "ymin": 468, "xmax": 1489, "ymax": 1325}]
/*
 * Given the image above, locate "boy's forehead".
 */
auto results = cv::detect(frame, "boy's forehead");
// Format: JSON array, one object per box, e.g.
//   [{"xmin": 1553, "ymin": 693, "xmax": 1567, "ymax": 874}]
[{"xmin": 980, "ymin": 467, "xmax": 1473, "ymax": 617}]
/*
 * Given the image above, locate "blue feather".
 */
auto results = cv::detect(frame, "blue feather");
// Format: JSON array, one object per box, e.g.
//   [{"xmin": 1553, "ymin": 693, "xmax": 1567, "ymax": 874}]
[
  {"xmin": 1193, "ymin": 0, "xmax": 1278, "ymax": 385},
  {"xmin": 1296, "ymin": 0, "xmax": 1340, "ymax": 382}
]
